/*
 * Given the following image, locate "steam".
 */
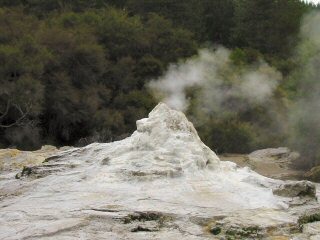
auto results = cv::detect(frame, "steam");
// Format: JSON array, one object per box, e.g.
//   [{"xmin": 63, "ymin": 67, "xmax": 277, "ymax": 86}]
[
  {"xmin": 148, "ymin": 11, "xmax": 320, "ymax": 168},
  {"xmin": 148, "ymin": 47, "xmax": 281, "ymax": 112},
  {"xmin": 289, "ymin": 11, "xmax": 320, "ymax": 167}
]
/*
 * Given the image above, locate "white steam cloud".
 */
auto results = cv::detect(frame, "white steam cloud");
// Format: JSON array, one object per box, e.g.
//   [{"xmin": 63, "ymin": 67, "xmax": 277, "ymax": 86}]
[
  {"xmin": 289, "ymin": 11, "xmax": 320, "ymax": 167},
  {"xmin": 148, "ymin": 47, "xmax": 281, "ymax": 112},
  {"xmin": 148, "ymin": 10, "xmax": 320, "ymax": 168}
]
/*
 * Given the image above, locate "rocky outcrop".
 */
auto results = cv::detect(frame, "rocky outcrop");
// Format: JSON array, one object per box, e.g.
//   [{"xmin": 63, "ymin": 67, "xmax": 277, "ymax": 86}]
[
  {"xmin": 273, "ymin": 180, "xmax": 316, "ymax": 198},
  {"xmin": 249, "ymin": 147, "xmax": 300, "ymax": 162},
  {"xmin": 0, "ymin": 103, "xmax": 320, "ymax": 239},
  {"xmin": 0, "ymin": 145, "xmax": 59, "ymax": 172},
  {"xmin": 220, "ymin": 148, "xmax": 304, "ymax": 180},
  {"xmin": 305, "ymin": 166, "xmax": 320, "ymax": 183},
  {"xmin": 248, "ymin": 148, "xmax": 302, "ymax": 180}
]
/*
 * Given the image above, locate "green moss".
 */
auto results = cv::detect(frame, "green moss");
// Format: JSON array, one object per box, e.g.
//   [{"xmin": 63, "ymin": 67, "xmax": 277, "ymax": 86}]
[
  {"xmin": 210, "ymin": 226, "xmax": 222, "ymax": 235},
  {"xmin": 123, "ymin": 211, "xmax": 172, "ymax": 226},
  {"xmin": 298, "ymin": 213, "xmax": 320, "ymax": 225},
  {"xmin": 225, "ymin": 226, "xmax": 261, "ymax": 239}
]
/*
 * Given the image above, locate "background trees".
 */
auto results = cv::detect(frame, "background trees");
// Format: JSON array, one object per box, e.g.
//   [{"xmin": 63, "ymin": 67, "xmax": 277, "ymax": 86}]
[
  {"xmin": 232, "ymin": 0, "xmax": 310, "ymax": 57},
  {"xmin": 0, "ymin": 0, "xmax": 319, "ymax": 170},
  {"xmin": 0, "ymin": 6, "xmax": 196, "ymax": 149},
  {"xmin": 0, "ymin": 8, "xmax": 46, "ymax": 148}
]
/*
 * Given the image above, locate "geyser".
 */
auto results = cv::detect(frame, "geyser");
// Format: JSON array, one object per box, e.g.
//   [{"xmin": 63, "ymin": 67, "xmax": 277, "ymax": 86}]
[{"xmin": 0, "ymin": 103, "xmax": 319, "ymax": 239}]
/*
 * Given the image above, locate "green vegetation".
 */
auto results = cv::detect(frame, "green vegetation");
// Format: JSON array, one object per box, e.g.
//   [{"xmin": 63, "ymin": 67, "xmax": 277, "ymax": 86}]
[
  {"xmin": 225, "ymin": 225, "xmax": 261, "ymax": 239},
  {"xmin": 0, "ymin": 4, "xmax": 196, "ymax": 148},
  {"xmin": 0, "ymin": 0, "xmax": 319, "ymax": 168},
  {"xmin": 209, "ymin": 226, "xmax": 221, "ymax": 235},
  {"xmin": 208, "ymin": 223, "xmax": 262, "ymax": 239},
  {"xmin": 298, "ymin": 212, "xmax": 320, "ymax": 225}
]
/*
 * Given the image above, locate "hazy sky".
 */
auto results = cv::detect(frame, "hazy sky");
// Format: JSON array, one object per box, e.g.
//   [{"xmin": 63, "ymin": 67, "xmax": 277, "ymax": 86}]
[{"xmin": 305, "ymin": 0, "xmax": 320, "ymax": 4}]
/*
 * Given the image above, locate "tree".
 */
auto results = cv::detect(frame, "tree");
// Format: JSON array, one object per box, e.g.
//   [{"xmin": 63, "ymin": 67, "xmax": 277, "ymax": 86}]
[
  {"xmin": 202, "ymin": 0, "xmax": 235, "ymax": 44},
  {"xmin": 0, "ymin": 8, "xmax": 46, "ymax": 148},
  {"xmin": 127, "ymin": 0, "xmax": 203, "ymax": 40},
  {"xmin": 232, "ymin": 0, "xmax": 309, "ymax": 57}
]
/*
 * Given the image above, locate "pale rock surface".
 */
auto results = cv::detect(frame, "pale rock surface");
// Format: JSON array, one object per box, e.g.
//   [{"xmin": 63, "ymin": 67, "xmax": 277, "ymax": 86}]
[
  {"xmin": 0, "ymin": 145, "xmax": 59, "ymax": 172},
  {"xmin": 249, "ymin": 147, "xmax": 299, "ymax": 162},
  {"xmin": 0, "ymin": 103, "xmax": 320, "ymax": 239},
  {"xmin": 249, "ymin": 148, "xmax": 304, "ymax": 180},
  {"xmin": 305, "ymin": 166, "xmax": 320, "ymax": 182},
  {"xmin": 220, "ymin": 147, "xmax": 304, "ymax": 180}
]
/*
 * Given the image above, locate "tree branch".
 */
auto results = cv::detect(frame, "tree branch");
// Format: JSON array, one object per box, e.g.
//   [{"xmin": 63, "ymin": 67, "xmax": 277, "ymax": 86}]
[
  {"xmin": 0, "ymin": 100, "xmax": 11, "ymax": 121},
  {"xmin": 0, "ymin": 103, "xmax": 31, "ymax": 129}
]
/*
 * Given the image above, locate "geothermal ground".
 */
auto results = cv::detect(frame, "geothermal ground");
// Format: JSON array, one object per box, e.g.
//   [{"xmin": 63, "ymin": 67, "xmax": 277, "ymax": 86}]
[{"xmin": 1, "ymin": 103, "xmax": 320, "ymax": 240}]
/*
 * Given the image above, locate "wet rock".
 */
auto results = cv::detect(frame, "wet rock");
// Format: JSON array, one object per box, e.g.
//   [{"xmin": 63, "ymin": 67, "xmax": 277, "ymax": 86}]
[
  {"xmin": 101, "ymin": 157, "xmax": 110, "ymax": 165},
  {"xmin": 0, "ymin": 146, "xmax": 59, "ymax": 172},
  {"xmin": 305, "ymin": 166, "xmax": 320, "ymax": 183},
  {"xmin": 225, "ymin": 225, "xmax": 262, "ymax": 239},
  {"xmin": 15, "ymin": 163, "xmax": 77, "ymax": 179},
  {"xmin": 249, "ymin": 147, "xmax": 299, "ymax": 162},
  {"xmin": 273, "ymin": 180, "xmax": 316, "ymax": 198},
  {"xmin": 248, "ymin": 148, "xmax": 302, "ymax": 180},
  {"xmin": 303, "ymin": 221, "xmax": 320, "ymax": 235},
  {"xmin": 220, "ymin": 148, "xmax": 304, "ymax": 180},
  {"xmin": 209, "ymin": 226, "xmax": 222, "ymax": 235},
  {"xmin": 130, "ymin": 223, "xmax": 159, "ymax": 232},
  {"xmin": 123, "ymin": 211, "xmax": 169, "ymax": 224}
]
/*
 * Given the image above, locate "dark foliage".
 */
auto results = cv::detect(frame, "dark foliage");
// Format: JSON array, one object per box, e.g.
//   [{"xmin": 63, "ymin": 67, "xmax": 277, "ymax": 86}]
[{"xmin": 0, "ymin": 0, "xmax": 318, "ymax": 163}]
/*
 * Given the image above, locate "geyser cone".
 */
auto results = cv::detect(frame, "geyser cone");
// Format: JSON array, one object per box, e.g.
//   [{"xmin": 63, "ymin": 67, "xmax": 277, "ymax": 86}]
[{"xmin": 128, "ymin": 102, "xmax": 221, "ymax": 175}]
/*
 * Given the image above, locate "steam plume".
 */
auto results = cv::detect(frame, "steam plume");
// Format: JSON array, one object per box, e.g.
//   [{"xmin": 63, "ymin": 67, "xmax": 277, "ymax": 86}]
[
  {"xmin": 148, "ymin": 47, "xmax": 281, "ymax": 113},
  {"xmin": 289, "ymin": 11, "xmax": 320, "ymax": 167},
  {"xmin": 148, "ymin": 11, "xmax": 320, "ymax": 168}
]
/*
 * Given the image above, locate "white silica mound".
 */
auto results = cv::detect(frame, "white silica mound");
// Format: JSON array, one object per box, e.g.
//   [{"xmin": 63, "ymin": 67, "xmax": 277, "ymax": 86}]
[
  {"xmin": 0, "ymin": 103, "xmax": 319, "ymax": 240},
  {"xmin": 103, "ymin": 102, "xmax": 221, "ymax": 178}
]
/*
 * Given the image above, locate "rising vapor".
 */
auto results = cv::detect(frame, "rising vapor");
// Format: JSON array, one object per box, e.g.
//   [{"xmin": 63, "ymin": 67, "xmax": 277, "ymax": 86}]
[
  {"xmin": 148, "ymin": 11, "xmax": 320, "ymax": 168},
  {"xmin": 289, "ymin": 11, "xmax": 320, "ymax": 167},
  {"xmin": 148, "ymin": 47, "xmax": 281, "ymax": 113}
]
